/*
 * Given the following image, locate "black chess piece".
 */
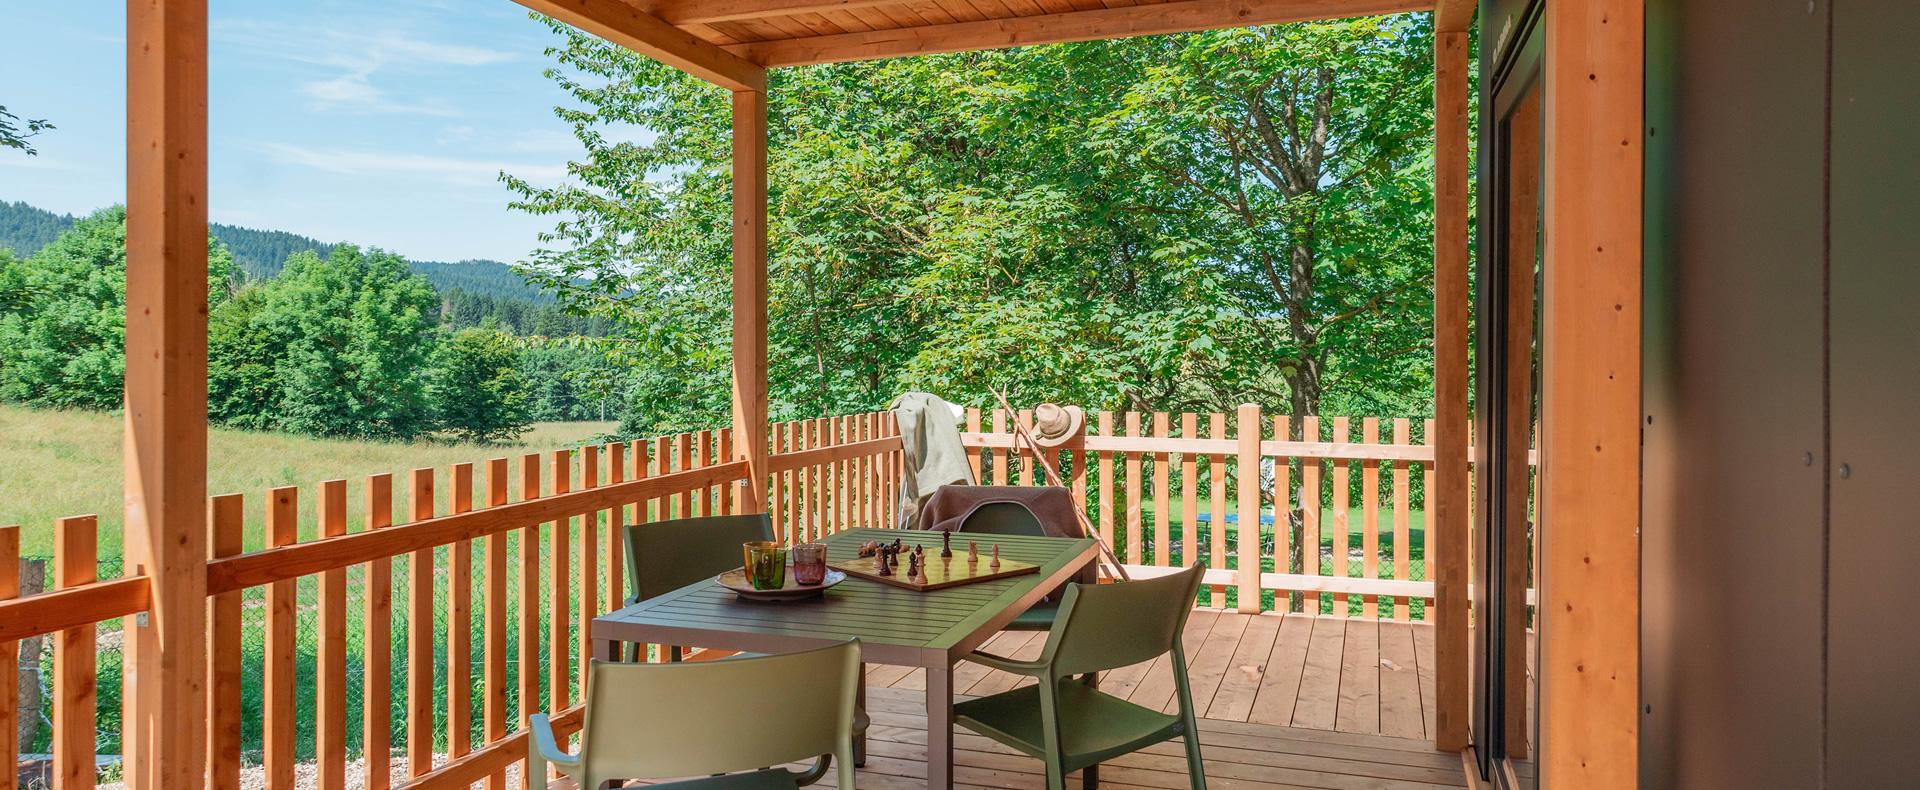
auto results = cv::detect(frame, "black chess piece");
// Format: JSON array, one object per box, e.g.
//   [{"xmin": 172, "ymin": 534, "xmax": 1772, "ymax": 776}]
[
  {"xmin": 906, "ymin": 552, "xmax": 920, "ymax": 579},
  {"xmin": 877, "ymin": 549, "xmax": 893, "ymax": 576},
  {"xmin": 940, "ymin": 530, "xmax": 954, "ymax": 558}
]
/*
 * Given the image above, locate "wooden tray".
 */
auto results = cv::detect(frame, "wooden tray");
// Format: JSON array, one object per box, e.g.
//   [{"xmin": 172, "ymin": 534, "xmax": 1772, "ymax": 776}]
[{"xmin": 832, "ymin": 549, "xmax": 1038, "ymax": 592}]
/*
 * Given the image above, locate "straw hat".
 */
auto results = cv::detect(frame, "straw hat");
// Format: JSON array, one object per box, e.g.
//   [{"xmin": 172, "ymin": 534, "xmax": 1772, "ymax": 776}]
[{"xmin": 1029, "ymin": 403, "xmax": 1086, "ymax": 448}]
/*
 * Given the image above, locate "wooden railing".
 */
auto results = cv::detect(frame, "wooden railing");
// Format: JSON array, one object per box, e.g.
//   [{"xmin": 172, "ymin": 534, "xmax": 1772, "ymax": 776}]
[
  {"xmin": 956, "ymin": 405, "xmax": 1452, "ymax": 620},
  {"xmin": 0, "ymin": 404, "xmax": 1477, "ymax": 787}
]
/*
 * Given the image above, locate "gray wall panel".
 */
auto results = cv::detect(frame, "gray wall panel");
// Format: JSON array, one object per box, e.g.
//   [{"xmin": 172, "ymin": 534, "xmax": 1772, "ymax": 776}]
[
  {"xmin": 1641, "ymin": 1, "xmax": 1827, "ymax": 787},
  {"xmin": 1828, "ymin": 0, "xmax": 1920, "ymax": 785}
]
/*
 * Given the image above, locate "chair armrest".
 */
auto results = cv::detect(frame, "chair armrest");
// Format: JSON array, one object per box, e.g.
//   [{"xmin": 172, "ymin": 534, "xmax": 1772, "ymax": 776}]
[
  {"xmin": 790, "ymin": 754, "xmax": 833, "ymax": 786},
  {"xmin": 964, "ymin": 650, "xmax": 1048, "ymax": 677},
  {"xmin": 528, "ymin": 712, "xmax": 582, "ymax": 783}
]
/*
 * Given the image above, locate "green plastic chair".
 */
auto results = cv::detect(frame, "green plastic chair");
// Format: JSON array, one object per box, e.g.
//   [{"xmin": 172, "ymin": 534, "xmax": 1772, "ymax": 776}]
[
  {"xmin": 530, "ymin": 639, "xmax": 862, "ymax": 790},
  {"xmin": 956, "ymin": 502, "xmax": 1060, "ymax": 631},
  {"xmin": 624, "ymin": 514, "xmax": 774, "ymax": 661},
  {"xmin": 954, "ymin": 563, "xmax": 1209, "ymax": 790}
]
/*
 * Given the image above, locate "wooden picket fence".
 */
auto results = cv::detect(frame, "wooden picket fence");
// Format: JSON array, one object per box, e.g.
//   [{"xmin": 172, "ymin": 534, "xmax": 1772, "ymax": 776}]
[
  {"xmin": 957, "ymin": 405, "xmax": 1446, "ymax": 620},
  {"xmin": 0, "ymin": 404, "xmax": 1479, "ymax": 788}
]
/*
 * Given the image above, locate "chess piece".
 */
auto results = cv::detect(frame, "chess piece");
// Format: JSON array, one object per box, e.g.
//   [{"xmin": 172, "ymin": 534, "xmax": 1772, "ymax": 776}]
[
  {"xmin": 906, "ymin": 551, "xmax": 920, "ymax": 579},
  {"xmin": 990, "ymin": 544, "xmax": 1001, "ymax": 571},
  {"xmin": 877, "ymin": 549, "xmax": 893, "ymax": 576},
  {"xmin": 941, "ymin": 530, "xmax": 954, "ymax": 558},
  {"xmin": 968, "ymin": 541, "xmax": 979, "ymax": 564}
]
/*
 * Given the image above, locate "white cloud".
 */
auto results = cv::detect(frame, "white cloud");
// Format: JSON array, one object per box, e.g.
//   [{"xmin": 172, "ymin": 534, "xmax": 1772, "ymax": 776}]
[
  {"xmin": 257, "ymin": 142, "xmax": 568, "ymax": 187},
  {"xmin": 214, "ymin": 18, "xmax": 518, "ymax": 115}
]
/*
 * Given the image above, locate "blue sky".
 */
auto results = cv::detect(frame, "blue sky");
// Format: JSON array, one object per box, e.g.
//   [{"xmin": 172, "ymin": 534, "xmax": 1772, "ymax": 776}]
[{"xmin": 2, "ymin": 1, "xmax": 632, "ymax": 262}]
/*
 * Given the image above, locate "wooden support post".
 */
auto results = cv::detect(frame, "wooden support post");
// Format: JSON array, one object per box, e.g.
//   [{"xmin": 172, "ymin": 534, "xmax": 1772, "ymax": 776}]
[
  {"xmin": 1541, "ymin": 0, "xmax": 1642, "ymax": 784},
  {"xmin": 1235, "ymin": 405, "xmax": 1262, "ymax": 613},
  {"xmin": 1430, "ymin": 26, "xmax": 1473, "ymax": 754},
  {"xmin": 731, "ymin": 86, "xmax": 770, "ymax": 512},
  {"xmin": 54, "ymin": 516, "xmax": 97, "ymax": 790},
  {"xmin": 205, "ymin": 494, "xmax": 242, "ymax": 790},
  {"xmin": 123, "ymin": 0, "xmax": 209, "ymax": 784}
]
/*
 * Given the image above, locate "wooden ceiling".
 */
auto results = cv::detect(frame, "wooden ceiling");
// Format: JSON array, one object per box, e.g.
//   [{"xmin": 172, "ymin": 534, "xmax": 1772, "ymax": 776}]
[{"xmin": 518, "ymin": 0, "xmax": 1462, "ymax": 90}]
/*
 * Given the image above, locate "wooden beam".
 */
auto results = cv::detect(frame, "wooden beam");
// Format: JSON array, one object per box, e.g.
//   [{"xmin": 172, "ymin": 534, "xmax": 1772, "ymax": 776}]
[
  {"xmin": 1434, "ymin": 0, "xmax": 1473, "ymax": 32},
  {"xmin": 653, "ymin": 0, "xmax": 901, "ymax": 26},
  {"xmin": 1541, "ymin": 0, "xmax": 1642, "ymax": 785},
  {"xmin": 725, "ymin": 0, "xmax": 1433, "ymax": 67},
  {"xmin": 122, "ymin": 0, "xmax": 210, "ymax": 785},
  {"xmin": 730, "ymin": 88, "xmax": 771, "ymax": 511},
  {"xmin": 515, "ymin": 0, "xmax": 766, "ymax": 91},
  {"xmin": 1429, "ymin": 28, "xmax": 1471, "ymax": 754}
]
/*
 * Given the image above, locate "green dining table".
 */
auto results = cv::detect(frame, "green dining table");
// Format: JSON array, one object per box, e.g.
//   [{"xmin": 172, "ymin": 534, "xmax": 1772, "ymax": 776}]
[{"xmin": 591, "ymin": 526, "xmax": 1099, "ymax": 789}]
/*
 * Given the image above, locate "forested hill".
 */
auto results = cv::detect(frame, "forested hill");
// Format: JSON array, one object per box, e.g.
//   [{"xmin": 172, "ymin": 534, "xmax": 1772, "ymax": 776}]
[{"xmin": 0, "ymin": 200, "xmax": 547, "ymax": 302}]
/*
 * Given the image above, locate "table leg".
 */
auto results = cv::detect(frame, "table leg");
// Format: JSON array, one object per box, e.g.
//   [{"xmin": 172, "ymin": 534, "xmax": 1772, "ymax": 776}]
[
  {"xmin": 595, "ymin": 637, "xmax": 621, "ymax": 662},
  {"xmin": 928, "ymin": 663, "xmax": 954, "ymax": 789}
]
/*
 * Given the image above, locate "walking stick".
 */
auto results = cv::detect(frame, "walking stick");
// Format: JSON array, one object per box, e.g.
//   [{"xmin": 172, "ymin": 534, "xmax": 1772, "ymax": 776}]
[{"xmin": 988, "ymin": 387, "xmax": 1130, "ymax": 581}]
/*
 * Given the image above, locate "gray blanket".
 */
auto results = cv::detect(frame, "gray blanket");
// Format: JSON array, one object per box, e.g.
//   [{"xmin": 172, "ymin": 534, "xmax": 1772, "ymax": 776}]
[{"xmin": 889, "ymin": 391, "xmax": 976, "ymax": 528}]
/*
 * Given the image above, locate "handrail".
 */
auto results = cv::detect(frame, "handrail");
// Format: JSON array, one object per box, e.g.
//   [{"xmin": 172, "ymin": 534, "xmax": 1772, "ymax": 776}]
[
  {"xmin": 767, "ymin": 434, "xmax": 901, "ymax": 473},
  {"xmin": 207, "ymin": 460, "xmax": 749, "ymax": 594},
  {"xmin": 0, "ymin": 575, "xmax": 149, "ymax": 643}
]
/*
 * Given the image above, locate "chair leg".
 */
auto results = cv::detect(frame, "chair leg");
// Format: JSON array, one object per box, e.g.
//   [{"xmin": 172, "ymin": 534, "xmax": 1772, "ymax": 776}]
[
  {"xmin": 854, "ymin": 668, "xmax": 869, "ymax": 767},
  {"xmin": 1182, "ymin": 724, "xmax": 1207, "ymax": 790},
  {"xmin": 1082, "ymin": 762, "xmax": 1099, "ymax": 790},
  {"xmin": 1045, "ymin": 755, "xmax": 1067, "ymax": 790}
]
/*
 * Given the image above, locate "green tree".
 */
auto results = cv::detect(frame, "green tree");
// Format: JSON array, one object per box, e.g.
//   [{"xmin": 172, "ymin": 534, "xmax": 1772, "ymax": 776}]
[
  {"xmin": 0, "ymin": 206, "xmax": 232, "ymax": 409},
  {"xmin": 208, "ymin": 282, "xmax": 283, "ymax": 430},
  {"xmin": 266, "ymin": 245, "xmax": 440, "ymax": 439},
  {"xmin": 428, "ymin": 325, "xmax": 533, "ymax": 443},
  {"xmin": 1, "ymin": 104, "xmax": 53, "ymax": 155},
  {"xmin": 506, "ymin": 13, "xmax": 1439, "ymax": 433}
]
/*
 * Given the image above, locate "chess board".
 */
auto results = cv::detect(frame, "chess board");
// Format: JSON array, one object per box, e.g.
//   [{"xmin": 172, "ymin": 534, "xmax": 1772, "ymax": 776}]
[{"xmin": 831, "ymin": 548, "xmax": 1040, "ymax": 592}]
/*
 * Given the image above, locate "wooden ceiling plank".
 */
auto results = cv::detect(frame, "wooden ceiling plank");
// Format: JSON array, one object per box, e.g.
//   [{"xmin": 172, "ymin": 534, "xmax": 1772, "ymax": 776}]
[
  {"xmin": 820, "ymin": 8, "xmax": 882, "ymax": 31},
  {"xmin": 904, "ymin": 1, "xmax": 964, "ymax": 25},
  {"xmin": 728, "ymin": 0, "xmax": 1434, "ymax": 67},
  {"xmin": 660, "ymin": 0, "xmax": 919, "ymax": 26},
  {"xmin": 515, "ymin": 0, "xmax": 765, "ymax": 90},
  {"xmin": 926, "ymin": 0, "xmax": 991, "ymax": 23}
]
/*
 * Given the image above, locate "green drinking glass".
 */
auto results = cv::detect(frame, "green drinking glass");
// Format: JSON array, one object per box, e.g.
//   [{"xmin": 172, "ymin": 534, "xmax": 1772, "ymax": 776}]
[{"xmin": 743, "ymin": 541, "xmax": 787, "ymax": 590}]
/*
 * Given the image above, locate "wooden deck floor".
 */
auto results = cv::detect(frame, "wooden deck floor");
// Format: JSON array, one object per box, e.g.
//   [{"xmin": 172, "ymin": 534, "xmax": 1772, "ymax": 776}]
[
  {"xmin": 583, "ymin": 611, "xmax": 1458, "ymax": 789},
  {"xmin": 869, "ymin": 611, "xmax": 1440, "ymax": 741}
]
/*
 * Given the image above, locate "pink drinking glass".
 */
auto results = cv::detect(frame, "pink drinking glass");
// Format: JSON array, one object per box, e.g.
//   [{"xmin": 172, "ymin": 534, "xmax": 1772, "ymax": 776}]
[{"xmin": 792, "ymin": 542, "xmax": 829, "ymax": 585}]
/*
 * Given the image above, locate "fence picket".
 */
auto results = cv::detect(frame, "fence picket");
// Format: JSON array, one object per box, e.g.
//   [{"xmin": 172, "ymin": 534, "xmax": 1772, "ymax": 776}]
[
  {"xmin": 1235, "ymin": 405, "xmax": 1262, "ymax": 613},
  {"xmin": 407, "ymin": 470, "xmax": 435, "ymax": 778},
  {"xmin": 1332, "ymin": 417, "xmax": 1352, "ymax": 615},
  {"xmin": 1272, "ymin": 415, "xmax": 1292, "ymax": 612},
  {"xmin": 1363, "ymin": 418, "xmax": 1381, "ymax": 619},
  {"xmin": 0, "ymin": 526, "xmax": 15, "ymax": 790},
  {"xmin": 483, "ymin": 458, "xmax": 509, "ymax": 790},
  {"xmin": 1124, "ymin": 412, "xmax": 1143, "ymax": 565},
  {"xmin": 515, "ymin": 456, "xmax": 540, "ymax": 790},
  {"xmin": 317, "ymin": 480, "xmax": 349, "ymax": 790},
  {"xmin": 448, "ymin": 464, "xmax": 474, "ymax": 762},
  {"xmin": 1180, "ymin": 413, "xmax": 1198, "ymax": 569},
  {"xmin": 579, "ymin": 447, "xmax": 599, "ymax": 686},
  {"xmin": 364, "ymin": 473, "xmax": 394, "ymax": 790},
  {"xmin": 53, "ymin": 515, "xmax": 96, "ymax": 790},
  {"xmin": 1152, "ymin": 412, "xmax": 1170, "ymax": 567},
  {"xmin": 208, "ymin": 495, "xmax": 244, "ymax": 790},
  {"xmin": 1393, "ymin": 419, "xmax": 1413, "ymax": 619},
  {"xmin": 1423, "ymin": 419, "xmax": 1436, "ymax": 613},
  {"xmin": 1301, "ymin": 417, "xmax": 1322, "ymax": 614},
  {"xmin": 548, "ymin": 451, "xmax": 572, "ymax": 715},
  {"xmin": 1207, "ymin": 412, "xmax": 1227, "ymax": 602}
]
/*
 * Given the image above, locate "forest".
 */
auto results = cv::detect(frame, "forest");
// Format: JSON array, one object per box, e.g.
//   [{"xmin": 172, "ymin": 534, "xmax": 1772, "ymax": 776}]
[{"xmin": 0, "ymin": 206, "xmax": 619, "ymax": 442}]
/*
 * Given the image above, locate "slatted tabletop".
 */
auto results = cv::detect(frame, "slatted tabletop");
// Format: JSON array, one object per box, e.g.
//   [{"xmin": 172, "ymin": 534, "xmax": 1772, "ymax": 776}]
[{"xmin": 590, "ymin": 527, "xmax": 1097, "ymax": 667}]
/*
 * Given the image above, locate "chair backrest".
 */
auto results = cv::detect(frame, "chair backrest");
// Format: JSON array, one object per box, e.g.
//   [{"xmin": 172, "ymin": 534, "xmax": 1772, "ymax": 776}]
[
  {"xmin": 624, "ymin": 514, "xmax": 773, "ymax": 604},
  {"xmin": 579, "ymin": 640, "xmax": 861, "ymax": 781},
  {"xmin": 1042, "ymin": 563, "xmax": 1206, "ymax": 678},
  {"xmin": 955, "ymin": 501, "xmax": 1047, "ymax": 537}
]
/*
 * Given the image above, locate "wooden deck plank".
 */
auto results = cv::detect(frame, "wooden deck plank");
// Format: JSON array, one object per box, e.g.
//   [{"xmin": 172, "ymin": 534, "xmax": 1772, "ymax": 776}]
[
  {"xmin": 1378, "ymin": 622, "xmax": 1425, "ymax": 740},
  {"xmin": 1127, "ymin": 608, "xmax": 1218, "ymax": 712},
  {"xmin": 1411, "ymin": 622, "xmax": 1438, "ymax": 740},
  {"xmin": 1248, "ymin": 614, "xmax": 1314, "ymax": 727},
  {"xmin": 1204, "ymin": 611, "xmax": 1284, "ymax": 722},
  {"xmin": 1290, "ymin": 617, "xmax": 1347, "ymax": 730},
  {"xmin": 1172, "ymin": 610, "xmax": 1251, "ymax": 714},
  {"xmin": 1335, "ymin": 619, "xmax": 1380, "ymax": 734}
]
